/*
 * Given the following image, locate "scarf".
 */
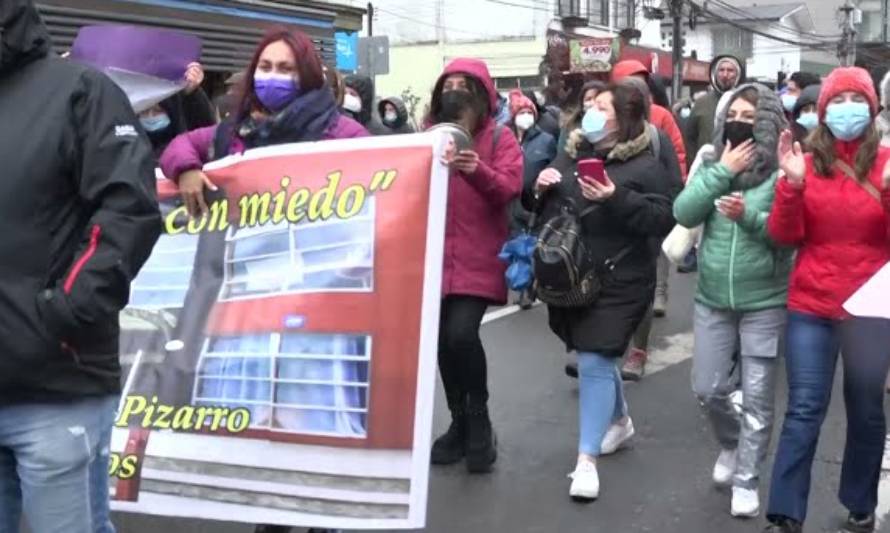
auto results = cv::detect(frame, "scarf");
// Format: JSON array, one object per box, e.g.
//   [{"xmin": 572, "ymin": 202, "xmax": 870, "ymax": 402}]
[{"xmin": 238, "ymin": 87, "xmax": 339, "ymax": 149}]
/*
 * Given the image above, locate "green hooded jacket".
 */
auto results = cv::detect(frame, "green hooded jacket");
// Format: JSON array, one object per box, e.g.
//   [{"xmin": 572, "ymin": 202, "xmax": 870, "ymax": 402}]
[{"xmin": 673, "ymin": 83, "xmax": 793, "ymax": 312}]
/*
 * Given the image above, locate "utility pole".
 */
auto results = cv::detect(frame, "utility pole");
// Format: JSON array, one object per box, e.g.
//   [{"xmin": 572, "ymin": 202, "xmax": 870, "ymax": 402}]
[
  {"xmin": 882, "ymin": 0, "xmax": 888, "ymax": 42},
  {"xmin": 669, "ymin": 0, "xmax": 684, "ymax": 103},
  {"xmin": 367, "ymin": 2, "xmax": 374, "ymax": 36},
  {"xmin": 838, "ymin": 0, "xmax": 857, "ymax": 66}
]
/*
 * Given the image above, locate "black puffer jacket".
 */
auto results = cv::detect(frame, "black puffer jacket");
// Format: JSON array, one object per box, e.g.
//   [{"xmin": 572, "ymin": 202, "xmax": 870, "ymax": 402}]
[
  {"xmin": 0, "ymin": 0, "xmax": 161, "ymax": 403},
  {"xmin": 377, "ymin": 96, "xmax": 416, "ymax": 134},
  {"xmin": 523, "ymin": 128, "xmax": 681, "ymax": 356},
  {"xmin": 344, "ymin": 74, "xmax": 388, "ymax": 135}
]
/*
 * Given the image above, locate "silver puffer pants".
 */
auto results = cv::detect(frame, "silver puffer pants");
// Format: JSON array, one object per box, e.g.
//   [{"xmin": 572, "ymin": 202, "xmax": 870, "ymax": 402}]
[{"xmin": 691, "ymin": 303, "xmax": 786, "ymax": 490}]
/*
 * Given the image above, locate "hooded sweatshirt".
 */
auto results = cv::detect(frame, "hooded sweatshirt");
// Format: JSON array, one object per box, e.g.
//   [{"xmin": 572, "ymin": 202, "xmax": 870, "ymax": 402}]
[
  {"xmin": 0, "ymin": 0, "xmax": 161, "ymax": 402},
  {"xmin": 674, "ymin": 84, "xmax": 792, "ymax": 312},
  {"xmin": 687, "ymin": 55, "xmax": 746, "ymax": 162},
  {"xmin": 344, "ymin": 74, "xmax": 388, "ymax": 135},
  {"xmin": 377, "ymin": 96, "xmax": 415, "ymax": 135},
  {"xmin": 426, "ymin": 58, "xmax": 523, "ymax": 304}
]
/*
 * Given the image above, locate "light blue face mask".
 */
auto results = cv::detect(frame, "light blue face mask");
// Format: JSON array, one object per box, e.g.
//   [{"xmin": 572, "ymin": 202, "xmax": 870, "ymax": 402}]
[
  {"xmin": 824, "ymin": 101, "xmax": 872, "ymax": 141},
  {"xmin": 140, "ymin": 113, "xmax": 171, "ymax": 133},
  {"xmin": 680, "ymin": 107, "xmax": 692, "ymax": 119},
  {"xmin": 796, "ymin": 112, "xmax": 818, "ymax": 132},
  {"xmin": 581, "ymin": 108, "xmax": 609, "ymax": 143},
  {"xmin": 781, "ymin": 94, "xmax": 798, "ymax": 113}
]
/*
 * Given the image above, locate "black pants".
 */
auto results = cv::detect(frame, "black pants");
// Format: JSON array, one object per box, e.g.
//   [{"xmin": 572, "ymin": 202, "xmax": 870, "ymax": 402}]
[{"xmin": 438, "ymin": 295, "xmax": 490, "ymax": 409}]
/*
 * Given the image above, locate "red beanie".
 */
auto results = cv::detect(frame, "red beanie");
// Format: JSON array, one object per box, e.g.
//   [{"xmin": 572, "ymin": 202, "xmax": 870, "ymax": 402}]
[
  {"xmin": 508, "ymin": 89, "xmax": 537, "ymax": 118},
  {"xmin": 817, "ymin": 67, "xmax": 878, "ymax": 118},
  {"xmin": 612, "ymin": 60, "xmax": 649, "ymax": 82}
]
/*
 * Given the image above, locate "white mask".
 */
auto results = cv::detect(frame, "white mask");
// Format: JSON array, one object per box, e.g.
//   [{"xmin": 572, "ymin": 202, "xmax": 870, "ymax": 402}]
[
  {"xmin": 343, "ymin": 93, "xmax": 362, "ymax": 113},
  {"xmin": 514, "ymin": 113, "xmax": 535, "ymax": 131},
  {"xmin": 384, "ymin": 111, "xmax": 398, "ymax": 123}
]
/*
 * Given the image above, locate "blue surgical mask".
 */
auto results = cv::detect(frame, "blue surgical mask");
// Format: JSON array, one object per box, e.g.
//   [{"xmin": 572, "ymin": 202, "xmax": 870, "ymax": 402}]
[
  {"xmin": 824, "ymin": 101, "xmax": 872, "ymax": 141},
  {"xmin": 796, "ymin": 112, "xmax": 818, "ymax": 132},
  {"xmin": 140, "ymin": 113, "xmax": 171, "ymax": 132},
  {"xmin": 582, "ymin": 108, "xmax": 609, "ymax": 143},
  {"xmin": 781, "ymin": 94, "xmax": 798, "ymax": 113}
]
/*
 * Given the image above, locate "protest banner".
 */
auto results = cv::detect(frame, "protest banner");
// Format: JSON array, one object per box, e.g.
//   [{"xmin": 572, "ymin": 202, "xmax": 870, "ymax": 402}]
[{"xmin": 110, "ymin": 134, "xmax": 448, "ymax": 530}]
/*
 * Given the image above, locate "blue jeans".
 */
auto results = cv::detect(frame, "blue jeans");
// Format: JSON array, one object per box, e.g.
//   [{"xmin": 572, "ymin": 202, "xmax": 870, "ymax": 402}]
[
  {"xmin": 767, "ymin": 313, "xmax": 890, "ymax": 523},
  {"xmin": 578, "ymin": 352, "xmax": 627, "ymax": 456},
  {"xmin": 90, "ymin": 399, "xmax": 118, "ymax": 533},
  {"xmin": 0, "ymin": 395, "xmax": 118, "ymax": 533}
]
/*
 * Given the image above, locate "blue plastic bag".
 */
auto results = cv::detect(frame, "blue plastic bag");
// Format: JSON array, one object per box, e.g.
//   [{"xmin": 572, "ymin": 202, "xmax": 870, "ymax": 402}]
[{"xmin": 499, "ymin": 234, "xmax": 536, "ymax": 291}]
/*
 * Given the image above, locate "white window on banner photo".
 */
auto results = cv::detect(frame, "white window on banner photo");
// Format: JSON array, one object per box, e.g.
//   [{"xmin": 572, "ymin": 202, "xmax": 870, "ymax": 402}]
[
  {"xmin": 192, "ymin": 332, "xmax": 370, "ymax": 438},
  {"xmin": 221, "ymin": 198, "xmax": 375, "ymax": 300}
]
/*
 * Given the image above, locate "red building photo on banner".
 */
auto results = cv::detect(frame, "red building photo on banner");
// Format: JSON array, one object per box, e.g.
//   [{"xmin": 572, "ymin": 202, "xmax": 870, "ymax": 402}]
[{"xmin": 111, "ymin": 136, "xmax": 447, "ymax": 530}]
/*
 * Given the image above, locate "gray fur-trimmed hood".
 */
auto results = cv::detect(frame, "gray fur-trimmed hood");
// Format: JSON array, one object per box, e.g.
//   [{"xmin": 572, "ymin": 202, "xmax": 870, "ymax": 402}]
[{"xmin": 705, "ymin": 83, "xmax": 787, "ymax": 190}]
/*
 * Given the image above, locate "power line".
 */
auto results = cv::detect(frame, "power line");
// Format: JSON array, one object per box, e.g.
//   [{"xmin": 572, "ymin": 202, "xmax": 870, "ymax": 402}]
[
  {"xmin": 686, "ymin": 0, "xmax": 834, "ymax": 51},
  {"xmin": 375, "ymin": 6, "xmax": 491, "ymax": 38},
  {"xmin": 703, "ymin": 0, "xmax": 842, "ymax": 42}
]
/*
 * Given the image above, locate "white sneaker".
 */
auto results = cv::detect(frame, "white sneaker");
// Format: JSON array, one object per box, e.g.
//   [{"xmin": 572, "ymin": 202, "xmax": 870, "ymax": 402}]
[
  {"xmin": 713, "ymin": 449, "xmax": 738, "ymax": 485},
  {"xmin": 601, "ymin": 417, "xmax": 635, "ymax": 455},
  {"xmin": 730, "ymin": 486, "xmax": 760, "ymax": 518},
  {"xmin": 569, "ymin": 460, "xmax": 600, "ymax": 500}
]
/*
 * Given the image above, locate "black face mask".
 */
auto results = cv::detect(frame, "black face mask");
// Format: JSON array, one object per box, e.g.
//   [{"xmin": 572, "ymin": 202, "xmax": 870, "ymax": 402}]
[
  {"xmin": 437, "ymin": 89, "xmax": 474, "ymax": 123},
  {"xmin": 723, "ymin": 120, "xmax": 755, "ymax": 148}
]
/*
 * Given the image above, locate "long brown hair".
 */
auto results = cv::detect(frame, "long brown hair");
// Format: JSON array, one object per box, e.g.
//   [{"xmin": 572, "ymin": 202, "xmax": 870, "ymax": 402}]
[
  {"xmin": 808, "ymin": 123, "xmax": 881, "ymax": 181},
  {"xmin": 609, "ymin": 79, "xmax": 648, "ymax": 143}
]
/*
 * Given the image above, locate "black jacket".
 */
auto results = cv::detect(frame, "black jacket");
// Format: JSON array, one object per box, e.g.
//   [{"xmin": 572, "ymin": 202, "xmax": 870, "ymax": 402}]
[
  {"xmin": 377, "ymin": 96, "xmax": 416, "ymax": 135},
  {"xmin": 344, "ymin": 74, "xmax": 388, "ymax": 135},
  {"xmin": 524, "ymin": 130, "xmax": 681, "ymax": 355},
  {"xmin": 0, "ymin": 0, "xmax": 161, "ymax": 403},
  {"xmin": 147, "ymin": 89, "xmax": 217, "ymax": 157}
]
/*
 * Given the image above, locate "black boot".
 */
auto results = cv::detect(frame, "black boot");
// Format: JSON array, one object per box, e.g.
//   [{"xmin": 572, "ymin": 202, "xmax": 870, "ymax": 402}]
[
  {"xmin": 431, "ymin": 399, "xmax": 465, "ymax": 465},
  {"xmin": 464, "ymin": 399, "xmax": 497, "ymax": 474}
]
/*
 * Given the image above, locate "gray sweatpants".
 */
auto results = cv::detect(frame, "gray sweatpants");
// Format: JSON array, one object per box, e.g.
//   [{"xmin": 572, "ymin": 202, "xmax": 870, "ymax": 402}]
[{"xmin": 691, "ymin": 303, "xmax": 786, "ymax": 490}]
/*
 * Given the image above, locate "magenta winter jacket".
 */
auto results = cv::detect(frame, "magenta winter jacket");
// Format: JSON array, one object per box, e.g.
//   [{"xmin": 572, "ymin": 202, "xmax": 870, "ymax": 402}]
[
  {"xmin": 159, "ymin": 114, "xmax": 368, "ymax": 181},
  {"xmin": 429, "ymin": 59, "xmax": 524, "ymax": 305}
]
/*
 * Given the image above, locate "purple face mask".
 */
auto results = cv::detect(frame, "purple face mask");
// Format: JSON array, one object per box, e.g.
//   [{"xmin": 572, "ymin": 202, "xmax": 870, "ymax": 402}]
[{"xmin": 254, "ymin": 73, "xmax": 300, "ymax": 113}]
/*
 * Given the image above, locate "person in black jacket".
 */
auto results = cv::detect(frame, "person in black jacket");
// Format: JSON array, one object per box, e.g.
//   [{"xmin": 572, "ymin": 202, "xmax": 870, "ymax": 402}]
[
  {"xmin": 137, "ymin": 62, "xmax": 218, "ymax": 157},
  {"xmin": 0, "ymin": 2, "xmax": 161, "ymax": 531},
  {"xmin": 343, "ymin": 73, "xmax": 388, "ymax": 135},
  {"xmin": 524, "ymin": 79, "xmax": 680, "ymax": 501},
  {"xmin": 377, "ymin": 96, "xmax": 416, "ymax": 134}
]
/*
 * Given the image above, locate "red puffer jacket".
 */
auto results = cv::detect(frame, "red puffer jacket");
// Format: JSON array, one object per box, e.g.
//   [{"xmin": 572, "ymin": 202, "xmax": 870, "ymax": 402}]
[
  {"xmin": 767, "ymin": 141, "xmax": 890, "ymax": 319},
  {"xmin": 431, "ymin": 59, "xmax": 524, "ymax": 304}
]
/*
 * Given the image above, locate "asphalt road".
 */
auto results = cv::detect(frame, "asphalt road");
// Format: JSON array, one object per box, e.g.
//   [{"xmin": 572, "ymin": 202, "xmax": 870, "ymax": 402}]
[{"xmin": 107, "ymin": 271, "xmax": 890, "ymax": 533}]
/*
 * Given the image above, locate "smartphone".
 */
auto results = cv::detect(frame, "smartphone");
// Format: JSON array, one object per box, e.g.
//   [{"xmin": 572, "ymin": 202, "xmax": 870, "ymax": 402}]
[{"xmin": 578, "ymin": 158, "xmax": 606, "ymax": 186}]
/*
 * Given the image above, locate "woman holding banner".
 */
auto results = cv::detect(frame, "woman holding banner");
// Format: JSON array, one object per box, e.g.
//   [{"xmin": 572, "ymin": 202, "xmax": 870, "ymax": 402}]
[
  {"xmin": 424, "ymin": 58, "xmax": 523, "ymax": 474},
  {"xmin": 160, "ymin": 27, "xmax": 367, "ymax": 217},
  {"xmin": 160, "ymin": 27, "xmax": 367, "ymax": 533}
]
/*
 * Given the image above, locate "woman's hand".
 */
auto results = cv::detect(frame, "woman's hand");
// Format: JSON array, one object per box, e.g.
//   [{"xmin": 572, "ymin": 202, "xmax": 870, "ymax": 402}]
[
  {"xmin": 717, "ymin": 193, "xmax": 745, "ymax": 221},
  {"xmin": 777, "ymin": 129, "xmax": 806, "ymax": 186},
  {"xmin": 579, "ymin": 174, "xmax": 616, "ymax": 202},
  {"xmin": 179, "ymin": 169, "xmax": 218, "ymax": 217},
  {"xmin": 720, "ymin": 139, "xmax": 755, "ymax": 175},
  {"xmin": 534, "ymin": 168, "xmax": 562, "ymax": 194},
  {"xmin": 452, "ymin": 150, "xmax": 480, "ymax": 174},
  {"xmin": 183, "ymin": 62, "xmax": 205, "ymax": 95}
]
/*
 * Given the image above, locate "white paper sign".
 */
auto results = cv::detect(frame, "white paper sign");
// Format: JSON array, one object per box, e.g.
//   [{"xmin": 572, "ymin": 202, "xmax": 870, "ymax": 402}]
[{"xmin": 844, "ymin": 262, "xmax": 890, "ymax": 319}]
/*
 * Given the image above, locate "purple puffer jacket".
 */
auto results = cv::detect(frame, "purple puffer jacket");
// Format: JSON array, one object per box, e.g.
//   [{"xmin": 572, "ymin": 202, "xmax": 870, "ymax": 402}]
[{"xmin": 160, "ymin": 114, "xmax": 368, "ymax": 181}]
